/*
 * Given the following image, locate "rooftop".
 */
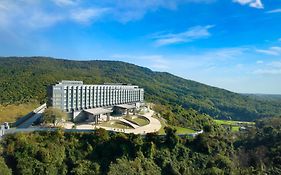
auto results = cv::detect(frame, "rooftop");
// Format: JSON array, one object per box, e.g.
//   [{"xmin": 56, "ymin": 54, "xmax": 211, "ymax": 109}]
[
  {"xmin": 54, "ymin": 81, "xmax": 141, "ymax": 88},
  {"xmin": 84, "ymin": 108, "xmax": 113, "ymax": 115},
  {"xmin": 59, "ymin": 80, "xmax": 83, "ymax": 85}
]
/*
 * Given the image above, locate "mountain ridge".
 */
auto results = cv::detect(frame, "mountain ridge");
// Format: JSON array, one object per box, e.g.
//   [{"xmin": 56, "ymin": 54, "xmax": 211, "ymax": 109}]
[{"xmin": 0, "ymin": 56, "xmax": 281, "ymax": 121}]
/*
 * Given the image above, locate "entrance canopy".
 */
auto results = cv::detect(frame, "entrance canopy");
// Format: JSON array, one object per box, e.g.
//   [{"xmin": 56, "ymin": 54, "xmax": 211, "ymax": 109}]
[
  {"xmin": 84, "ymin": 108, "xmax": 112, "ymax": 115},
  {"xmin": 115, "ymin": 104, "xmax": 136, "ymax": 109}
]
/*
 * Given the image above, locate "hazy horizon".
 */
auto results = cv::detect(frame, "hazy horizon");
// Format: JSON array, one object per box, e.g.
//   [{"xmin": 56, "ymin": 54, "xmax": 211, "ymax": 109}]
[{"xmin": 1, "ymin": 0, "xmax": 281, "ymax": 94}]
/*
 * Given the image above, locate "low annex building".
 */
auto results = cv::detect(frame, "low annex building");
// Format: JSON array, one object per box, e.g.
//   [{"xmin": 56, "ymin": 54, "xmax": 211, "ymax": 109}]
[{"xmin": 47, "ymin": 80, "xmax": 144, "ymax": 122}]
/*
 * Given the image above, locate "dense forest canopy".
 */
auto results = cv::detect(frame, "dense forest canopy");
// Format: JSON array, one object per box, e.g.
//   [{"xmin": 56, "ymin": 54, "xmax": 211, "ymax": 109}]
[
  {"xmin": 1, "ymin": 117, "xmax": 281, "ymax": 174},
  {"xmin": 1, "ymin": 56, "xmax": 281, "ymax": 122},
  {"xmin": 244, "ymin": 93, "xmax": 281, "ymax": 102}
]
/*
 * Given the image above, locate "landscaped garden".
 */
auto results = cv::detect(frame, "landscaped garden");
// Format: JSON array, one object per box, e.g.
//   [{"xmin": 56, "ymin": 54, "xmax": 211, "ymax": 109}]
[
  {"xmin": 214, "ymin": 119, "xmax": 255, "ymax": 132},
  {"xmin": 99, "ymin": 120, "xmax": 134, "ymax": 129},
  {"xmin": 157, "ymin": 117, "xmax": 196, "ymax": 135},
  {"xmin": 124, "ymin": 115, "xmax": 150, "ymax": 126}
]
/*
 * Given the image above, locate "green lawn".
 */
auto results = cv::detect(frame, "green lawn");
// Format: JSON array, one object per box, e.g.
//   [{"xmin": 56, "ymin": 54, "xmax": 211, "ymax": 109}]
[
  {"xmin": 173, "ymin": 126, "xmax": 196, "ymax": 135},
  {"xmin": 157, "ymin": 118, "xmax": 195, "ymax": 135},
  {"xmin": 231, "ymin": 126, "xmax": 240, "ymax": 132},
  {"xmin": 214, "ymin": 119, "xmax": 255, "ymax": 125},
  {"xmin": 0, "ymin": 102, "xmax": 39, "ymax": 123},
  {"xmin": 124, "ymin": 116, "xmax": 150, "ymax": 126},
  {"xmin": 158, "ymin": 125, "xmax": 196, "ymax": 135},
  {"xmin": 99, "ymin": 120, "xmax": 134, "ymax": 129},
  {"xmin": 214, "ymin": 119, "xmax": 255, "ymax": 132}
]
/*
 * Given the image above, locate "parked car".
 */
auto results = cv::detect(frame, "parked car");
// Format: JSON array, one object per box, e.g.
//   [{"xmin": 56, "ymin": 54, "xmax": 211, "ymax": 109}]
[{"xmin": 3, "ymin": 122, "xmax": 10, "ymax": 129}]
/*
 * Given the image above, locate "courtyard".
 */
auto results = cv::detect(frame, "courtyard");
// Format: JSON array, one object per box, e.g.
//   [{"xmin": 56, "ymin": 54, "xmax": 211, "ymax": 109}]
[{"xmin": 63, "ymin": 107, "xmax": 162, "ymax": 135}]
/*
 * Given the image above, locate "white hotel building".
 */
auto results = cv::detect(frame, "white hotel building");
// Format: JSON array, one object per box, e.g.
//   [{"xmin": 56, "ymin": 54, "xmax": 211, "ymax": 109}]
[{"xmin": 47, "ymin": 81, "xmax": 144, "ymax": 122}]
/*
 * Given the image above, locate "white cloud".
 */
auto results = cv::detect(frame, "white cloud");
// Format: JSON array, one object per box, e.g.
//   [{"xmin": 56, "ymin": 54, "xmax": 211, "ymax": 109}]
[
  {"xmin": 0, "ymin": 3, "xmax": 8, "ymax": 10},
  {"xmin": 210, "ymin": 47, "xmax": 247, "ymax": 58},
  {"xmin": 254, "ymin": 61, "xmax": 281, "ymax": 75},
  {"xmin": 153, "ymin": 25, "xmax": 214, "ymax": 46},
  {"xmin": 26, "ymin": 11, "xmax": 65, "ymax": 28},
  {"xmin": 112, "ymin": 47, "xmax": 247, "ymax": 72},
  {"xmin": 269, "ymin": 61, "xmax": 281, "ymax": 68},
  {"xmin": 71, "ymin": 8, "xmax": 109, "ymax": 23},
  {"xmin": 112, "ymin": 54, "xmax": 170, "ymax": 70},
  {"xmin": 52, "ymin": 0, "xmax": 77, "ymax": 6},
  {"xmin": 0, "ymin": 0, "xmax": 217, "ymax": 30},
  {"xmin": 256, "ymin": 60, "xmax": 263, "ymax": 64},
  {"xmin": 143, "ymin": 55, "xmax": 170, "ymax": 69},
  {"xmin": 233, "ymin": 0, "xmax": 264, "ymax": 9},
  {"xmin": 0, "ymin": 1, "xmax": 62, "ymax": 29},
  {"xmin": 112, "ymin": 48, "xmax": 281, "ymax": 93},
  {"xmin": 256, "ymin": 47, "xmax": 281, "ymax": 56},
  {"xmin": 101, "ymin": 0, "xmax": 215, "ymax": 23},
  {"xmin": 0, "ymin": 0, "xmax": 112, "ymax": 30},
  {"xmin": 255, "ymin": 69, "xmax": 281, "ymax": 75},
  {"xmin": 266, "ymin": 9, "xmax": 281, "ymax": 14}
]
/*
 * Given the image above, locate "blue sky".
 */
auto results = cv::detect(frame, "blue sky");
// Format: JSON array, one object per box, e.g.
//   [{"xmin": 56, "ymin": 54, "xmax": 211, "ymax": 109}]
[{"xmin": 0, "ymin": 0, "xmax": 281, "ymax": 94}]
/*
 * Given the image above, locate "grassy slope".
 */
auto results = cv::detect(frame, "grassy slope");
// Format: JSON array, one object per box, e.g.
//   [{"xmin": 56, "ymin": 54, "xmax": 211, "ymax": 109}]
[
  {"xmin": 0, "ymin": 57, "xmax": 281, "ymax": 122},
  {"xmin": 158, "ymin": 125, "xmax": 196, "ymax": 135},
  {"xmin": 0, "ymin": 102, "xmax": 39, "ymax": 123},
  {"xmin": 124, "ymin": 116, "xmax": 150, "ymax": 126},
  {"xmin": 158, "ymin": 117, "xmax": 195, "ymax": 135},
  {"xmin": 214, "ymin": 119, "xmax": 255, "ymax": 125},
  {"xmin": 99, "ymin": 120, "xmax": 134, "ymax": 129},
  {"xmin": 173, "ymin": 126, "xmax": 196, "ymax": 134},
  {"xmin": 214, "ymin": 119, "xmax": 255, "ymax": 132}
]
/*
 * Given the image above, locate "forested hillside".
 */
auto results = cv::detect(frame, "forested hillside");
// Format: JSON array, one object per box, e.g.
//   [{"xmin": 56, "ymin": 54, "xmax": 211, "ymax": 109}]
[
  {"xmin": 1, "ymin": 117, "xmax": 281, "ymax": 174},
  {"xmin": 244, "ymin": 94, "xmax": 281, "ymax": 102},
  {"xmin": 1, "ymin": 57, "xmax": 281, "ymax": 121}
]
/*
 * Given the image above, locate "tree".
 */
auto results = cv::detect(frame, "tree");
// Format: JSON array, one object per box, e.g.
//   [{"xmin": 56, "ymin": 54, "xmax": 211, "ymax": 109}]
[
  {"xmin": 164, "ymin": 127, "xmax": 179, "ymax": 149},
  {"xmin": 0, "ymin": 157, "xmax": 12, "ymax": 175},
  {"xmin": 42, "ymin": 107, "xmax": 67, "ymax": 126},
  {"xmin": 71, "ymin": 160, "xmax": 100, "ymax": 175},
  {"xmin": 108, "ymin": 156, "xmax": 161, "ymax": 175},
  {"xmin": 94, "ymin": 128, "xmax": 109, "ymax": 142}
]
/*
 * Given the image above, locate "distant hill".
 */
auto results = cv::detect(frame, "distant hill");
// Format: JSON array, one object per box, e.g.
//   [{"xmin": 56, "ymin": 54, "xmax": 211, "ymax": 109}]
[
  {"xmin": 0, "ymin": 57, "xmax": 281, "ymax": 121},
  {"xmin": 243, "ymin": 94, "xmax": 281, "ymax": 102}
]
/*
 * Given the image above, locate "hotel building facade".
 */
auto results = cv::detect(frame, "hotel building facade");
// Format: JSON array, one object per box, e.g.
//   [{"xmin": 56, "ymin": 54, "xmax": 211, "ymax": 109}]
[{"xmin": 47, "ymin": 81, "xmax": 144, "ymax": 119}]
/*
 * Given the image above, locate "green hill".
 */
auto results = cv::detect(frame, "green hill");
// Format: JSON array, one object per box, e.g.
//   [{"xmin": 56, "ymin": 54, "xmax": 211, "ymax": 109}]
[
  {"xmin": 0, "ymin": 57, "xmax": 281, "ymax": 122},
  {"xmin": 243, "ymin": 93, "xmax": 281, "ymax": 102}
]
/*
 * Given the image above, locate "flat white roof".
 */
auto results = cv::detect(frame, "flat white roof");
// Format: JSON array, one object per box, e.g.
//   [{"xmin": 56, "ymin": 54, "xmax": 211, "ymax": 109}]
[
  {"xmin": 54, "ymin": 81, "xmax": 141, "ymax": 89},
  {"xmin": 84, "ymin": 108, "xmax": 112, "ymax": 115},
  {"xmin": 115, "ymin": 104, "xmax": 136, "ymax": 109}
]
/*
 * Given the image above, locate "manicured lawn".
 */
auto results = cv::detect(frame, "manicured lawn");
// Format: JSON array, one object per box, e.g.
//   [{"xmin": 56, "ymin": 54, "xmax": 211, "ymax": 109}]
[
  {"xmin": 173, "ymin": 126, "xmax": 196, "ymax": 135},
  {"xmin": 231, "ymin": 126, "xmax": 240, "ymax": 132},
  {"xmin": 124, "ymin": 116, "xmax": 150, "ymax": 126},
  {"xmin": 214, "ymin": 119, "xmax": 255, "ymax": 132},
  {"xmin": 0, "ymin": 102, "xmax": 39, "ymax": 123},
  {"xmin": 214, "ymin": 119, "xmax": 255, "ymax": 125},
  {"xmin": 99, "ymin": 120, "xmax": 134, "ymax": 129},
  {"xmin": 157, "ymin": 118, "xmax": 196, "ymax": 135}
]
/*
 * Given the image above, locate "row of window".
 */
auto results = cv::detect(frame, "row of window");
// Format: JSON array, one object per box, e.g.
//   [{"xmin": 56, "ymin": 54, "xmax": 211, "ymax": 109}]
[
  {"xmin": 62, "ymin": 99, "xmax": 139, "ymax": 110},
  {"xmin": 52, "ymin": 85, "xmax": 144, "ymax": 111}
]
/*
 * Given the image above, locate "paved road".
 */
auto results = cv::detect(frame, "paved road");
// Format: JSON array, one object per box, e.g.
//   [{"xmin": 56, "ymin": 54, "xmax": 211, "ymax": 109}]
[
  {"xmin": 119, "ymin": 118, "xmax": 139, "ymax": 129},
  {"xmin": 129, "ymin": 110, "xmax": 162, "ymax": 134},
  {"xmin": 17, "ymin": 106, "xmax": 46, "ymax": 128},
  {"xmin": 94, "ymin": 110, "xmax": 162, "ymax": 134},
  {"xmin": 0, "ymin": 108, "xmax": 199, "ymax": 138}
]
